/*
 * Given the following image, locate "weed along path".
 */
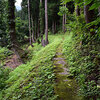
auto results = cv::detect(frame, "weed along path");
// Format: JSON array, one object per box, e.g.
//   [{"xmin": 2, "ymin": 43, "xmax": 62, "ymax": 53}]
[{"xmin": 53, "ymin": 44, "xmax": 81, "ymax": 100}]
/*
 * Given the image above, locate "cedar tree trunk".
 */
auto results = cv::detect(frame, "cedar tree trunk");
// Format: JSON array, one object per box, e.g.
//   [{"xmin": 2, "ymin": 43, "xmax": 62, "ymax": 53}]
[{"xmin": 45, "ymin": 0, "xmax": 49, "ymax": 45}]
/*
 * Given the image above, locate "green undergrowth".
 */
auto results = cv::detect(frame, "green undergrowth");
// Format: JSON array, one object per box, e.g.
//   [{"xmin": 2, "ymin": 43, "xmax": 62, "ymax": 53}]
[
  {"xmin": 0, "ymin": 47, "xmax": 12, "ymax": 65},
  {"xmin": 0, "ymin": 47, "xmax": 12, "ymax": 99},
  {"xmin": 62, "ymin": 33, "xmax": 100, "ymax": 100},
  {"xmin": 27, "ymin": 34, "xmax": 64, "ymax": 60},
  {"xmin": 0, "ymin": 35, "xmax": 62, "ymax": 100},
  {"xmin": 0, "ymin": 66, "xmax": 11, "ymax": 96}
]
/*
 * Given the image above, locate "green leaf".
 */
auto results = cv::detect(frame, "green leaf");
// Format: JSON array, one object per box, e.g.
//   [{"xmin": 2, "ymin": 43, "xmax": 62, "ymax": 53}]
[{"xmin": 89, "ymin": 2, "xmax": 100, "ymax": 10}]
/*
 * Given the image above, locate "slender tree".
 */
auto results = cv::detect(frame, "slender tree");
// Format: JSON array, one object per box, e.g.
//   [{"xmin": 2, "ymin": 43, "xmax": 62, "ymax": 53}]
[
  {"xmin": 31, "ymin": 15, "xmax": 35, "ymax": 43},
  {"xmin": 45, "ymin": 0, "xmax": 49, "ymax": 45},
  {"xmin": 39, "ymin": 0, "xmax": 44, "ymax": 42},
  {"xmin": 28, "ymin": 0, "xmax": 33, "ymax": 46},
  {"xmin": 62, "ymin": 4, "xmax": 66, "ymax": 33},
  {"xmin": 64, "ymin": 4, "xmax": 66, "ymax": 32}
]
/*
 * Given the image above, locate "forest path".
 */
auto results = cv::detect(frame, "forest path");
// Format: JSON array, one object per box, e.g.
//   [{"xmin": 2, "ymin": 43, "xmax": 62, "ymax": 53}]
[{"xmin": 53, "ymin": 43, "xmax": 82, "ymax": 100}]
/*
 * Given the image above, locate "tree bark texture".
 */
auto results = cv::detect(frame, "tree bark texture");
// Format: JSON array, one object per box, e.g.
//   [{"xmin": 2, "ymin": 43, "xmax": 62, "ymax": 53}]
[{"xmin": 8, "ymin": 0, "xmax": 17, "ymax": 45}]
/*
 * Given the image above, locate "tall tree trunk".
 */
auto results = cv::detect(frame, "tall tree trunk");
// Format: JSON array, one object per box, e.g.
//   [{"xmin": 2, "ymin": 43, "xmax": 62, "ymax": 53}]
[
  {"xmin": 62, "ymin": 14, "xmax": 65, "ymax": 32},
  {"xmin": 76, "ymin": 5, "xmax": 80, "ymax": 16},
  {"xmin": 28, "ymin": 0, "xmax": 32, "ymax": 46},
  {"xmin": 37, "ymin": 19, "xmax": 41, "ymax": 44},
  {"xmin": 62, "ymin": 4, "xmax": 66, "ymax": 33},
  {"xmin": 64, "ymin": 4, "xmax": 66, "ymax": 32},
  {"xmin": 40, "ymin": 0, "xmax": 42, "ymax": 4},
  {"xmin": 45, "ymin": 0, "xmax": 49, "ymax": 45},
  {"xmin": 52, "ymin": 20, "xmax": 55, "ymax": 34},
  {"xmin": 8, "ymin": 0, "xmax": 17, "ymax": 46},
  {"xmin": 37, "ymin": 20, "xmax": 40, "ymax": 38},
  {"xmin": 40, "ymin": 0, "xmax": 44, "ymax": 44},
  {"xmin": 84, "ymin": 2, "xmax": 95, "ymax": 35},
  {"xmin": 8, "ymin": 0, "xmax": 23, "ymax": 63},
  {"xmin": 54, "ymin": 21, "xmax": 56, "ymax": 33},
  {"xmin": 31, "ymin": 15, "xmax": 35, "ymax": 43},
  {"xmin": 35, "ymin": 22, "xmax": 38, "ymax": 40}
]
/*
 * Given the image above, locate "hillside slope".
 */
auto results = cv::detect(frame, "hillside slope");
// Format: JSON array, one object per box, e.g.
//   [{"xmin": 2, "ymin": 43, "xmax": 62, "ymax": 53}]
[
  {"xmin": 1, "ymin": 35, "xmax": 63, "ymax": 100},
  {"xmin": 0, "ymin": 33, "xmax": 99, "ymax": 100}
]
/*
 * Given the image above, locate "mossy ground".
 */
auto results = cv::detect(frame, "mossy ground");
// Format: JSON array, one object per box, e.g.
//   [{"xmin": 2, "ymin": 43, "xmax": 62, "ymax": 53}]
[{"xmin": 53, "ymin": 43, "xmax": 82, "ymax": 100}]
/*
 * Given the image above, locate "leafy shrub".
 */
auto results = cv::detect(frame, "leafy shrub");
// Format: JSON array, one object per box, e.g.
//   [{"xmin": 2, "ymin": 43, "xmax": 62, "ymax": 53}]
[
  {"xmin": 0, "ymin": 47, "xmax": 12, "ymax": 61},
  {"xmin": 0, "ymin": 66, "xmax": 10, "ymax": 91},
  {"xmin": 63, "ymin": 34, "xmax": 100, "ymax": 99}
]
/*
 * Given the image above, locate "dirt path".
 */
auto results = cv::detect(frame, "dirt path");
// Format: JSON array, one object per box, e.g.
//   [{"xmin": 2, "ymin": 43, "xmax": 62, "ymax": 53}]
[
  {"xmin": 4, "ymin": 54, "xmax": 23, "ymax": 69},
  {"xmin": 53, "ymin": 44, "xmax": 82, "ymax": 100}
]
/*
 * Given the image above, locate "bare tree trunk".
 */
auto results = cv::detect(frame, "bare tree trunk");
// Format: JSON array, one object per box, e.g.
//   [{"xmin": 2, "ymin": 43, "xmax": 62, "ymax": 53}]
[
  {"xmin": 62, "ymin": 4, "xmax": 64, "ymax": 32},
  {"xmin": 84, "ymin": 5, "xmax": 91, "ymax": 24},
  {"xmin": 40, "ymin": 0, "xmax": 42, "ymax": 4},
  {"xmin": 40, "ymin": 0, "xmax": 45, "ymax": 45},
  {"xmin": 62, "ymin": 4, "xmax": 66, "ymax": 33},
  {"xmin": 28, "ymin": 0, "xmax": 32, "ymax": 46},
  {"xmin": 31, "ymin": 15, "xmax": 35, "ymax": 43},
  {"xmin": 62, "ymin": 14, "xmax": 64, "ymax": 32},
  {"xmin": 45, "ymin": 0, "xmax": 49, "ymax": 45},
  {"xmin": 8, "ymin": 0, "xmax": 17, "ymax": 46},
  {"xmin": 37, "ymin": 20, "xmax": 40, "ymax": 38},
  {"xmin": 76, "ymin": 5, "xmax": 80, "ymax": 16},
  {"xmin": 64, "ymin": 4, "xmax": 66, "ymax": 32},
  {"xmin": 37, "ymin": 19, "xmax": 41, "ymax": 44},
  {"xmin": 54, "ymin": 21, "xmax": 56, "ymax": 34},
  {"xmin": 52, "ymin": 21, "xmax": 55, "ymax": 34}
]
